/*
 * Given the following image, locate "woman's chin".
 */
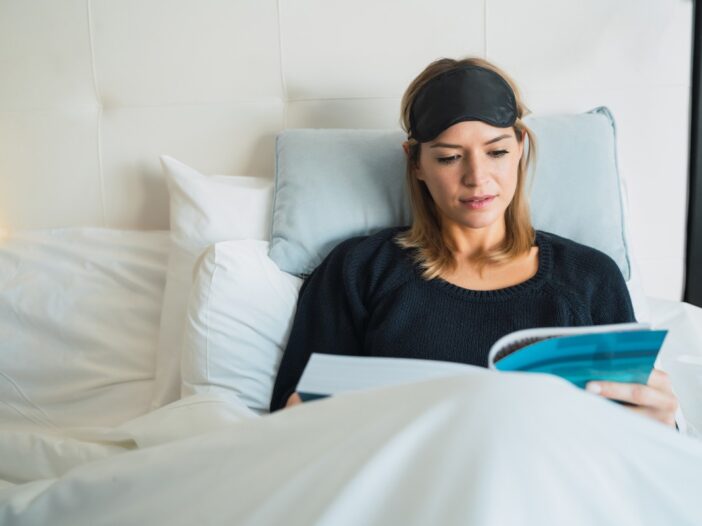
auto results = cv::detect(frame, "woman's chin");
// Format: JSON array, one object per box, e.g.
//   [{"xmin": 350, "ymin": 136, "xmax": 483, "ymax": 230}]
[{"xmin": 453, "ymin": 212, "xmax": 501, "ymax": 230}]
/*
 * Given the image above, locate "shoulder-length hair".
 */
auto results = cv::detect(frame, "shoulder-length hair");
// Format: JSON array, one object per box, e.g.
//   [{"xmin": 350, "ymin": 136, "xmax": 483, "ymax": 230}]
[{"xmin": 395, "ymin": 57, "xmax": 537, "ymax": 280}]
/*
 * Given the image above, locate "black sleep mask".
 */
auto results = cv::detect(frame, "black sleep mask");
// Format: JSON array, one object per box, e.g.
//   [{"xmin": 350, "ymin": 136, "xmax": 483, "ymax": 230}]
[{"xmin": 409, "ymin": 65, "xmax": 518, "ymax": 142}]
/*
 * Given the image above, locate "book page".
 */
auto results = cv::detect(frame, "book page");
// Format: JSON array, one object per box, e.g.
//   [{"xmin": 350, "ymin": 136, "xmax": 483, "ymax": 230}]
[{"xmin": 297, "ymin": 354, "xmax": 485, "ymax": 399}]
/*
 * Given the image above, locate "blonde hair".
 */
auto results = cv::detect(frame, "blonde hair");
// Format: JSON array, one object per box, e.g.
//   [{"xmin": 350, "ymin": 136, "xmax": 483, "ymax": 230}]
[{"xmin": 395, "ymin": 57, "xmax": 537, "ymax": 279}]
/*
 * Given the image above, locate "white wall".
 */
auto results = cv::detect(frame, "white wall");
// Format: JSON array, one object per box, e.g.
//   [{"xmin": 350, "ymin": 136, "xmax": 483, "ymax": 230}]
[{"xmin": 0, "ymin": 0, "xmax": 693, "ymax": 299}]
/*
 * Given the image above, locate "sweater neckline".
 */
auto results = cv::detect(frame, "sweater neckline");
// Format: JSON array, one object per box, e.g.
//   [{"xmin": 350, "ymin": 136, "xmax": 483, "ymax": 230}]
[{"xmin": 424, "ymin": 230, "xmax": 552, "ymax": 300}]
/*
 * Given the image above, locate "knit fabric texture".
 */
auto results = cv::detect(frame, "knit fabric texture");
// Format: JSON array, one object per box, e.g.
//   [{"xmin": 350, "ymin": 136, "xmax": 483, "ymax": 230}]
[{"xmin": 270, "ymin": 226, "xmax": 636, "ymax": 411}]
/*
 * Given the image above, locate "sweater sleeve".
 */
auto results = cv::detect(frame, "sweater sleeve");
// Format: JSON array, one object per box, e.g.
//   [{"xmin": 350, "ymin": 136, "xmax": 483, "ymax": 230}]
[
  {"xmin": 589, "ymin": 254, "xmax": 637, "ymax": 325},
  {"xmin": 269, "ymin": 237, "xmax": 369, "ymax": 411}
]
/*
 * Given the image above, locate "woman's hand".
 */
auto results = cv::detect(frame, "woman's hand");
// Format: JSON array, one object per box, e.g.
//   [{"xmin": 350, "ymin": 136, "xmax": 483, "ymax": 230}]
[
  {"xmin": 285, "ymin": 392, "xmax": 303, "ymax": 408},
  {"xmin": 586, "ymin": 369, "xmax": 678, "ymax": 428}
]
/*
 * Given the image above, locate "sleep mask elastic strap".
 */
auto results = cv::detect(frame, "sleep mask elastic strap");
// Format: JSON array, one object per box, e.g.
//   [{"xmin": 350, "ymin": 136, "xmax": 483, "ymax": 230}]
[{"xmin": 409, "ymin": 65, "xmax": 518, "ymax": 142}]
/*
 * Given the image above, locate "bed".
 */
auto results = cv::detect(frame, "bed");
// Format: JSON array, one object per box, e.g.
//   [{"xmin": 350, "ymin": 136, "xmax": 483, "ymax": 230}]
[{"xmin": 1, "ymin": 2, "xmax": 701, "ymax": 525}]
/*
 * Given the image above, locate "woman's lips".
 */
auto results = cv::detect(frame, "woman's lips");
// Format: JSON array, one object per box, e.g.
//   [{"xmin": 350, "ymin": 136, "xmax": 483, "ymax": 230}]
[{"xmin": 460, "ymin": 195, "xmax": 495, "ymax": 209}]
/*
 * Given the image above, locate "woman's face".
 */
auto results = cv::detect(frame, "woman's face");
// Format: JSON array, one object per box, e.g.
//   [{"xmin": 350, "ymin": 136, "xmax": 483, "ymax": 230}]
[{"xmin": 412, "ymin": 120, "xmax": 524, "ymax": 232}]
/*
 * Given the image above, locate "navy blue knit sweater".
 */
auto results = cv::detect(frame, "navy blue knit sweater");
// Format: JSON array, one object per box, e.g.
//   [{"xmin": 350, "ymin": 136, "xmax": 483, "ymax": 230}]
[{"xmin": 270, "ymin": 226, "xmax": 636, "ymax": 411}]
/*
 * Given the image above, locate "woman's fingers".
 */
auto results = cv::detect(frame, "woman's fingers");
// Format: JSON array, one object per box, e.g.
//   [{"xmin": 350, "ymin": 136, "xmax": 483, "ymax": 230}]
[
  {"xmin": 587, "ymin": 380, "xmax": 677, "ymax": 412},
  {"xmin": 587, "ymin": 381, "xmax": 667, "ymax": 409},
  {"xmin": 586, "ymin": 369, "xmax": 679, "ymax": 427},
  {"xmin": 647, "ymin": 368, "xmax": 673, "ymax": 392},
  {"xmin": 285, "ymin": 392, "xmax": 303, "ymax": 408}
]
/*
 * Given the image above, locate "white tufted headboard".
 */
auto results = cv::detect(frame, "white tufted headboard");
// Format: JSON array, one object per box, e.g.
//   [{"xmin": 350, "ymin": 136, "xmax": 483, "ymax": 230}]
[{"xmin": 0, "ymin": 0, "xmax": 693, "ymax": 300}]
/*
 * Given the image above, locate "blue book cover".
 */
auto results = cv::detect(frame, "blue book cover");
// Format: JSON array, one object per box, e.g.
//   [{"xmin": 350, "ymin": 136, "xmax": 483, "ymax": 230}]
[{"xmin": 490, "ymin": 327, "xmax": 668, "ymax": 388}]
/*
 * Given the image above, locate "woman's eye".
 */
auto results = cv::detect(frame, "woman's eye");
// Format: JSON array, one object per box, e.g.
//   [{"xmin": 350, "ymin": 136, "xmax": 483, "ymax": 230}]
[
  {"xmin": 489, "ymin": 149, "xmax": 509, "ymax": 158},
  {"xmin": 437, "ymin": 155, "xmax": 460, "ymax": 164}
]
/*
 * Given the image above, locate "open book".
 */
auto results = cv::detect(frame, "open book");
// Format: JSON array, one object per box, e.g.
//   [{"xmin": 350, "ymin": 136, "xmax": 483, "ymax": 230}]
[
  {"xmin": 296, "ymin": 322, "xmax": 668, "ymax": 401},
  {"xmin": 487, "ymin": 322, "xmax": 667, "ymax": 388}
]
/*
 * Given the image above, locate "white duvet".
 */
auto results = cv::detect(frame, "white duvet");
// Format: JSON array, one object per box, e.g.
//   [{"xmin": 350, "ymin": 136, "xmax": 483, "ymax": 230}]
[
  {"xmin": 2, "ymin": 371, "xmax": 701, "ymax": 526},
  {"xmin": 0, "ymin": 228, "xmax": 169, "ymax": 429}
]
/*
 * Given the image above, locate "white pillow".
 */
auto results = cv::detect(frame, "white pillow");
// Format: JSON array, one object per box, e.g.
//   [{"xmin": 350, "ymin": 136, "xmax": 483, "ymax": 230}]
[
  {"xmin": 153, "ymin": 156, "xmax": 273, "ymax": 408},
  {"xmin": 181, "ymin": 240, "xmax": 302, "ymax": 414}
]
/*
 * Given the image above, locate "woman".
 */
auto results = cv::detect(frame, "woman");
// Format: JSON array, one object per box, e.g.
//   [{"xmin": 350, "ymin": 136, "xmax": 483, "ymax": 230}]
[{"xmin": 270, "ymin": 57, "xmax": 678, "ymax": 427}]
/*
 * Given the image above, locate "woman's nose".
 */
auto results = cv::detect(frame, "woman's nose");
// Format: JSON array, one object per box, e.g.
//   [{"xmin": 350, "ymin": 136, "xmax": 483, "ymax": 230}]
[{"xmin": 460, "ymin": 156, "xmax": 488, "ymax": 187}]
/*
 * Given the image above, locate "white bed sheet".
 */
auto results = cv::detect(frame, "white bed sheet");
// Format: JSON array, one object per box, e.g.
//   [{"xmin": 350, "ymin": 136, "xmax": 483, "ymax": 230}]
[
  {"xmin": 0, "ymin": 228, "xmax": 169, "ymax": 430},
  {"xmin": 1, "ymin": 372, "xmax": 701, "ymax": 526}
]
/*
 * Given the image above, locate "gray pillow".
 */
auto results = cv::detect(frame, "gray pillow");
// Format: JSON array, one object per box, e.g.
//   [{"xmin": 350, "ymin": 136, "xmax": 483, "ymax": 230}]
[{"xmin": 269, "ymin": 107, "xmax": 630, "ymax": 280}]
